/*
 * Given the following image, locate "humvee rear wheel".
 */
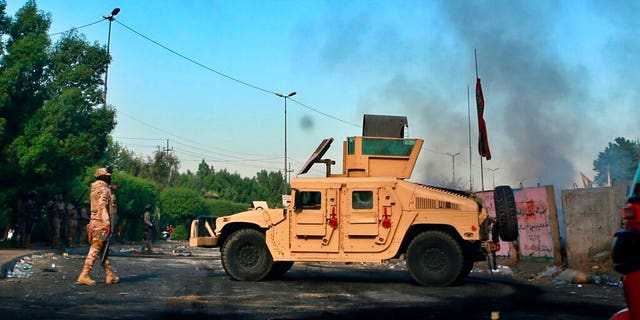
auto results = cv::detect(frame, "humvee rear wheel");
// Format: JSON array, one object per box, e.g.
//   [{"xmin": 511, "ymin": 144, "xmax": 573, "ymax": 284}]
[
  {"xmin": 221, "ymin": 229, "xmax": 273, "ymax": 281},
  {"xmin": 406, "ymin": 231, "xmax": 464, "ymax": 286},
  {"xmin": 494, "ymin": 185, "xmax": 519, "ymax": 241},
  {"xmin": 268, "ymin": 261, "xmax": 294, "ymax": 278}
]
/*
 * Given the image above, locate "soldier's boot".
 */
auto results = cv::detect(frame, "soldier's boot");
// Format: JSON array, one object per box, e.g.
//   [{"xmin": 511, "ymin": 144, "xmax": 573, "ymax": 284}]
[
  {"xmin": 104, "ymin": 266, "xmax": 119, "ymax": 284},
  {"xmin": 77, "ymin": 266, "xmax": 96, "ymax": 286}
]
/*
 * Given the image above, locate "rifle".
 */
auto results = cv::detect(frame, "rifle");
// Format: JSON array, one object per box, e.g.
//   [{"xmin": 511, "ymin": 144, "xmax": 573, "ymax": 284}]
[
  {"xmin": 101, "ymin": 185, "xmax": 118, "ymax": 263},
  {"xmin": 100, "ymin": 232, "xmax": 111, "ymax": 264},
  {"xmin": 101, "ymin": 214, "xmax": 113, "ymax": 264}
]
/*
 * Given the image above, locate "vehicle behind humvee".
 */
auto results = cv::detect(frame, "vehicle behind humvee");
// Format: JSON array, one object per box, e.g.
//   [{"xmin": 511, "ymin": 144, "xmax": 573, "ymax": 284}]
[{"xmin": 190, "ymin": 115, "xmax": 518, "ymax": 286}]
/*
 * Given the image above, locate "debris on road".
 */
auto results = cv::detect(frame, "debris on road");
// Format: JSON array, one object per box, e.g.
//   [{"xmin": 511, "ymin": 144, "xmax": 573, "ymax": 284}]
[{"xmin": 5, "ymin": 258, "xmax": 34, "ymax": 279}]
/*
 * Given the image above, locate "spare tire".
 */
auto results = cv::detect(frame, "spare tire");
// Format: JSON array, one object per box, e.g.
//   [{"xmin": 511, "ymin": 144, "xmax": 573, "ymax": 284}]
[{"xmin": 494, "ymin": 185, "xmax": 519, "ymax": 241}]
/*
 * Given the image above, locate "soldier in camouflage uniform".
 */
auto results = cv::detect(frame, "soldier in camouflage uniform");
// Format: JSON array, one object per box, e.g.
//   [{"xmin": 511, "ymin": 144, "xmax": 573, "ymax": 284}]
[
  {"xmin": 65, "ymin": 202, "xmax": 78, "ymax": 246},
  {"xmin": 47, "ymin": 193, "xmax": 65, "ymax": 249},
  {"xmin": 19, "ymin": 191, "xmax": 38, "ymax": 248},
  {"xmin": 77, "ymin": 167, "xmax": 119, "ymax": 286},
  {"xmin": 142, "ymin": 204, "xmax": 154, "ymax": 253},
  {"xmin": 79, "ymin": 200, "xmax": 90, "ymax": 244}
]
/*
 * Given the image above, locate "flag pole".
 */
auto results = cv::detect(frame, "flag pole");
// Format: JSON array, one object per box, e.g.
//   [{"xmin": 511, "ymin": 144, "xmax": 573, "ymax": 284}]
[
  {"xmin": 475, "ymin": 49, "xmax": 485, "ymax": 191},
  {"xmin": 475, "ymin": 49, "xmax": 479, "ymax": 79},
  {"xmin": 467, "ymin": 85, "xmax": 472, "ymax": 191}
]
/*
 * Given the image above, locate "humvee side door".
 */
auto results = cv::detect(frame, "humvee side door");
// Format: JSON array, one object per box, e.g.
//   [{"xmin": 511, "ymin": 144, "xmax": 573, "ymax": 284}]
[
  {"xmin": 290, "ymin": 188, "xmax": 339, "ymax": 253},
  {"xmin": 343, "ymin": 186, "xmax": 399, "ymax": 253}
]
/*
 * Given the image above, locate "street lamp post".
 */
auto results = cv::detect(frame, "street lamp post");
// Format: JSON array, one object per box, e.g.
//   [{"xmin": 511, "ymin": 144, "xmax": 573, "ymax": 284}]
[
  {"xmin": 103, "ymin": 7, "xmax": 120, "ymax": 107},
  {"xmin": 276, "ymin": 91, "xmax": 296, "ymax": 194},
  {"xmin": 519, "ymin": 178, "xmax": 527, "ymax": 189},
  {"xmin": 488, "ymin": 167, "xmax": 500, "ymax": 189},
  {"xmin": 446, "ymin": 152, "xmax": 461, "ymax": 186}
]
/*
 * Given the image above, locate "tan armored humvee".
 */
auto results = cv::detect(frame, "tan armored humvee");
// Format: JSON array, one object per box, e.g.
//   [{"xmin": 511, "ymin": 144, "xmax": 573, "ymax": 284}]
[{"xmin": 190, "ymin": 115, "xmax": 518, "ymax": 286}]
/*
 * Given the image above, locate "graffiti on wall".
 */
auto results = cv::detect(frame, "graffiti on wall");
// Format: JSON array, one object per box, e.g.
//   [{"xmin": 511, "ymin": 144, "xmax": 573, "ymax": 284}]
[{"xmin": 479, "ymin": 186, "xmax": 556, "ymax": 259}]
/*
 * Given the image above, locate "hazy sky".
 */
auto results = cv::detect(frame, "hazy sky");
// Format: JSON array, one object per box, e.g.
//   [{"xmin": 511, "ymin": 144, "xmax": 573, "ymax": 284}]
[{"xmin": 6, "ymin": 0, "xmax": 639, "ymax": 192}]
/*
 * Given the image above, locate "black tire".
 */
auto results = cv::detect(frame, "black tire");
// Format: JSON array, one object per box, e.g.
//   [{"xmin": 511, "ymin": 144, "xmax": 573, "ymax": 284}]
[
  {"xmin": 406, "ymin": 230, "xmax": 464, "ymax": 286},
  {"xmin": 456, "ymin": 260, "xmax": 474, "ymax": 283},
  {"xmin": 268, "ymin": 261, "xmax": 294, "ymax": 278},
  {"xmin": 221, "ymin": 229, "xmax": 273, "ymax": 281},
  {"xmin": 494, "ymin": 185, "xmax": 519, "ymax": 242}
]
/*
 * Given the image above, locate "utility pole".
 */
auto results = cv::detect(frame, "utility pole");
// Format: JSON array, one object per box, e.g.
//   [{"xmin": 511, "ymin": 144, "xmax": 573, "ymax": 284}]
[
  {"xmin": 287, "ymin": 162, "xmax": 294, "ymax": 186},
  {"xmin": 163, "ymin": 139, "xmax": 174, "ymax": 185},
  {"xmin": 102, "ymin": 8, "xmax": 120, "ymax": 107},
  {"xmin": 163, "ymin": 139, "xmax": 174, "ymax": 156},
  {"xmin": 446, "ymin": 152, "xmax": 462, "ymax": 187},
  {"xmin": 276, "ymin": 91, "xmax": 296, "ymax": 195}
]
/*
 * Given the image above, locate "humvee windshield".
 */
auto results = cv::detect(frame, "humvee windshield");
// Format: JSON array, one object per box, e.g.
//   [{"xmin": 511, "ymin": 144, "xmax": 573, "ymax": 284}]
[{"xmin": 348, "ymin": 137, "xmax": 417, "ymax": 156}]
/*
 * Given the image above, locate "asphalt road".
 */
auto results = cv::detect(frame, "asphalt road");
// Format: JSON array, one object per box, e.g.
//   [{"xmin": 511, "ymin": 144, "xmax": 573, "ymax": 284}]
[{"xmin": 0, "ymin": 242, "xmax": 626, "ymax": 320}]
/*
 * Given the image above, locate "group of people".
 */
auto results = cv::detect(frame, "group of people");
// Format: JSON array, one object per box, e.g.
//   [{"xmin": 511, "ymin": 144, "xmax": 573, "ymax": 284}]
[
  {"xmin": 45, "ymin": 194, "xmax": 92, "ymax": 249},
  {"xmin": 3, "ymin": 167, "xmax": 162, "ymax": 286},
  {"xmin": 3, "ymin": 191, "xmax": 92, "ymax": 249}
]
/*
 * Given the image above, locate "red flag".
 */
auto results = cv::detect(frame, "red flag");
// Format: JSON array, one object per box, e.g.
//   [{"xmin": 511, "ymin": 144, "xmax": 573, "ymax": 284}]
[{"xmin": 476, "ymin": 78, "xmax": 491, "ymax": 160}]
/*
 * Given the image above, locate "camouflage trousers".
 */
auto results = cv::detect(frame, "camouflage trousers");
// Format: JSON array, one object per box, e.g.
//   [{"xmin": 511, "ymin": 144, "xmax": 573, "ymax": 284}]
[
  {"xmin": 50, "ymin": 217, "xmax": 61, "ymax": 248},
  {"xmin": 83, "ymin": 221, "xmax": 111, "ymax": 269},
  {"xmin": 66, "ymin": 220, "xmax": 77, "ymax": 246},
  {"xmin": 142, "ymin": 230, "xmax": 152, "ymax": 252}
]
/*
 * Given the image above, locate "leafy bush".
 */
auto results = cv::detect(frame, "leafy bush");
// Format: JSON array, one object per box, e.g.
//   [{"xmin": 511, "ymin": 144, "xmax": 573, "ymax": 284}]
[
  {"xmin": 171, "ymin": 224, "xmax": 188, "ymax": 240},
  {"xmin": 160, "ymin": 187, "xmax": 208, "ymax": 222}
]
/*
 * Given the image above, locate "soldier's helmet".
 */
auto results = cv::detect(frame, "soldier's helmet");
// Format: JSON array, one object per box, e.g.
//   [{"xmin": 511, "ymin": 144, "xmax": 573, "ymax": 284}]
[{"xmin": 94, "ymin": 167, "xmax": 113, "ymax": 178}]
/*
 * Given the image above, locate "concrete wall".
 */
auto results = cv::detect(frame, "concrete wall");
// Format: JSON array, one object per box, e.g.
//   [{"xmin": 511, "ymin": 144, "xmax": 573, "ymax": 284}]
[
  {"xmin": 475, "ymin": 182, "xmax": 631, "ymax": 268},
  {"xmin": 561, "ymin": 183, "xmax": 629, "ymax": 267},
  {"xmin": 478, "ymin": 185, "xmax": 562, "ymax": 264}
]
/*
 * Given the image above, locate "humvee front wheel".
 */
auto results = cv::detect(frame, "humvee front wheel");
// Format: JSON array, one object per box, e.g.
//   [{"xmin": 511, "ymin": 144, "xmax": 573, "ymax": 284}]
[
  {"xmin": 406, "ymin": 230, "xmax": 464, "ymax": 286},
  {"xmin": 456, "ymin": 260, "xmax": 475, "ymax": 282},
  {"xmin": 221, "ymin": 229, "xmax": 273, "ymax": 281},
  {"xmin": 268, "ymin": 261, "xmax": 294, "ymax": 278}
]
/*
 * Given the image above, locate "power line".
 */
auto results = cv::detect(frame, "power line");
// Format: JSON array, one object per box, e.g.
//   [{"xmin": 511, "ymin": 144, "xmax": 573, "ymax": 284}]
[
  {"xmin": 48, "ymin": 18, "xmax": 105, "ymax": 36},
  {"xmin": 289, "ymin": 97, "xmax": 360, "ymax": 127},
  {"xmin": 116, "ymin": 111, "xmax": 281, "ymax": 158},
  {"xmin": 44, "ymin": 16, "xmax": 357, "ymax": 128},
  {"xmin": 115, "ymin": 20, "xmax": 276, "ymax": 96},
  {"xmin": 117, "ymin": 135, "xmax": 289, "ymax": 172},
  {"xmin": 45, "ymin": 17, "xmax": 360, "ymax": 172},
  {"xmin": 113, "ymin": 19, "xmax": 359, "ymax": 128}
]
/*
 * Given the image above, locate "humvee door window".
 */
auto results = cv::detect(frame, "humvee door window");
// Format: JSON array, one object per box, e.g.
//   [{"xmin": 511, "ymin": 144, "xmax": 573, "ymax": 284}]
[
  {"xmin": 352, "ymin": 191, "xmax": 373, "ymax": 209},
  {"xmin": 300, "ymin": 191, "xmax": 322, "ymax": 210}
]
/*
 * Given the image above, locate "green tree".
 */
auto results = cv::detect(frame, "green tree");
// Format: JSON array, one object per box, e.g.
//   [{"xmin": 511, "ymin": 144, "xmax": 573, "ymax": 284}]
[
  {"xmin": 149, "ymin": 148, "xmax": 180, "ymax": 188},
  {"xmin": 104, "ymin": 139, "xmax": 145, "ymax": 176},
  {"xmin": 593, "ymin": 137, "xmax": 640, "ymax": 186},
  {"xmin": 0, "ymin": 1, "xmax": 11, "ymax": 57},
  {"xmin": 0, "ymin": 1, "xmax": 114, "ymax": 215},
  {"xmin": 0, "ymin": 1, "xmax": 51, "ymax": 195},
  {"xmin": 254, "ymin": 169, "xmax": 285, "ymax": 207}
]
